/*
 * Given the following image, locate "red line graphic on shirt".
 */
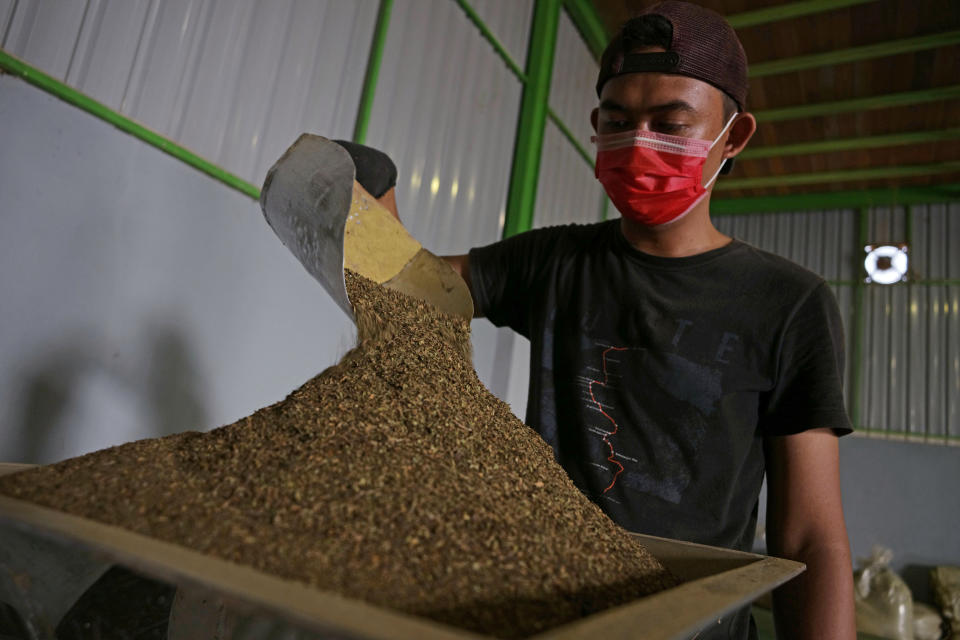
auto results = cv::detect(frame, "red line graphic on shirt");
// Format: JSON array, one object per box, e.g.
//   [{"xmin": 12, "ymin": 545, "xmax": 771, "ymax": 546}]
[{"xmin": 588, "ymin": 346, "xmax": 629, "ymax": 493}]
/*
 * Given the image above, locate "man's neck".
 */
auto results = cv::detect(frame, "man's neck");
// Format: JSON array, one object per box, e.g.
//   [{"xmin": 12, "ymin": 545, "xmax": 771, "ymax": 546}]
[{"xmin": 618, "ymin": 201, "xmax": 731, "ymax": 258}]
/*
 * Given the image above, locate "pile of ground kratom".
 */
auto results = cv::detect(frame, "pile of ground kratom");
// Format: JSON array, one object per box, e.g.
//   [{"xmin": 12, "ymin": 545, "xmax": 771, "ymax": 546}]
[{"xmin": 0, "ymin": 271, "xmax": 677, "ymax": 638}]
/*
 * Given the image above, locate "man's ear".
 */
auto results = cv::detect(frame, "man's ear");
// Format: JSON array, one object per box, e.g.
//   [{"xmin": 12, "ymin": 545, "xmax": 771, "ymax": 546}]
[
  {"xmin": 723, "ymin": 112, "xmax": 756, "ymax": 162},
  {"xmin": 590, "ymin": 107, "xmax": 599, "ymax": 133}
]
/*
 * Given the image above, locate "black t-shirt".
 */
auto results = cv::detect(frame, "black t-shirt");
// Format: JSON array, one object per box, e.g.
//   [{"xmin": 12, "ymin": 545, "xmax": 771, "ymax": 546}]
[{"xmin": 469, "ymin": 220, "xmax": 852, "ymax": 638}]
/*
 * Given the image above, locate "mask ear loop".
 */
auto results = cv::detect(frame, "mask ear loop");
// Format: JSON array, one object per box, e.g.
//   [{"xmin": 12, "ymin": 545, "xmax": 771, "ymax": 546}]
[{"xmin": 703, "ymin": 113, "xmax": 739, "ymax": 189}]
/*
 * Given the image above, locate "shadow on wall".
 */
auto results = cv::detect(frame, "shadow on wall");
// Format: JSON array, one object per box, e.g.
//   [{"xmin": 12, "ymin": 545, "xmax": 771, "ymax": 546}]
[{"xmin": 9, "ymin": 323, "xmax": 208, "ymax": 465}]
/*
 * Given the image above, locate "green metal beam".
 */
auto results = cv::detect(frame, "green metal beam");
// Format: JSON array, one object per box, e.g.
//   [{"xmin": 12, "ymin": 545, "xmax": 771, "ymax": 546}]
[
  {"xmin": 714, "ymin": 161, "xmax": 960, "ymax": 191},
  {"xmin": 504, "ymin": 0, "xmax": 561, "ymax": 238},
  {"xmin": 453, "ymin": 0, "xmax": 527, "ymax": 82},
  {"xmin": 852, "ymin": 428, "xmax": 960, "ymax": 444},
  {"xmin": 906, "ymin": 278, "xmax": 960, "ymax": 286},
  {"xmin": 455, "ymin": 0, "xmax": 594, "ymax": 190},
  {"xmin": 750, "ymin": 30, "xmax": 960, "ymax": 77},
  {"xmin": 0, "ymin": 47, "xmax": 260, "ymax": 200},
  {"xmin": 828, "ymin": 278, "xmax": 960, "ymax": 287},
  {"xmin": 739, "ymin": 128, "xmax": 960, "ymax": 159},
  {"xmin": 753, "ymin": 85, "xmax": 960, "ymax": 122},
  {"xmin": 353, "ymin": 0, "xmax": 394, "ymax": 144},
  {"xmin": 849, "ymin": 207, "xmax": 869, "ymax": 434},
  {"xmin": 726, "ymin": 0, "xmax": 877, "ymax": 29},
  {"xmin": 711, "ymin": 183, "xmax": 960, "ymax": 215},
  {"xmin": 562, "ymin": 0, "xmax": 610, "ymax": 60},
  {"xmin": 547, "ymin": 107, "xmax": 593, "ymax": 166}
]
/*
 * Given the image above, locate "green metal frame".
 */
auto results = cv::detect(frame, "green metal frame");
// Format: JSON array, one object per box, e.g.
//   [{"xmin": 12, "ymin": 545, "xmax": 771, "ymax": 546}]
[
  {"xmin": 827, "ymin": 278, "xmax": 960, "ymax": 287},
  {"xmin": 504, "ymin": 0, "xmax": 561, "ymax": 239},
  {"xmin": 715, "ymin": 162, "xmax": 960, "ymax": 191},
  {"xmin": 453, "ymin": 0, "xmax": 527, "ymax": 82},
  {"xmin": 749, "ymin": 30, "xmax": 960, "ymax": 77},
  {"xmin": 562, "ymin": 0, "xmax": 609, "ymax": 60},
  {"xmin": 454, "ymin": 0, "xmax": 600, "ymax": 223},
  {"xmin": 753, "ymin": 85, "xmax": 960, "ymax": 122},
  {"xmin": 739, "ymin": 128, "xmax": 960, "ymax": 160},
  {"xmin": 0, "ymin": 48, "xmax": 261, "ymax": 200},
  {"xmin": 848, "ymin": 208, "xmax": 869, "ymax": 433},
  {"xmin": 452, "ymin": 1, "xmax": 595, "ymax": 171},
  {"xmin": 559, "ymin": 0, "xmax": 880, "ymax": 55},
  {"xmin": 353, "ymin": 0, "xmax": 394, "ymax": 145},
  {"xmin": 726, "ymin": 0, "xmax": 877, "ymax": 29},
  {"xmin": 852, "ymin": 428, "xmax": 960, "ymax": 444},
  {"xmin": 712, "ymin": 184, "xmax": 960, "ymax": 215},
  {"xmin": 547, "ymin": 107, "xmax": 592, "ymax": 166}
]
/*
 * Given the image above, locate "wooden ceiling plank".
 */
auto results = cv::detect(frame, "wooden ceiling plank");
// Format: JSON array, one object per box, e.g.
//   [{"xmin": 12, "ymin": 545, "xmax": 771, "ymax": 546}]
[
  {"xmin": 739, "ymin": 127, "xmax": 960, "ymax": 159},
  {"xmin": 749, "ymin": 30, "xmax": 960, "ymax": 78},
  {"xmin": 725, "ymin": 0, "xmax": 878, "ymax": 29},
  {"xmin": 754, "ymin": 84, "xmax": 960, "ymax": 122}
]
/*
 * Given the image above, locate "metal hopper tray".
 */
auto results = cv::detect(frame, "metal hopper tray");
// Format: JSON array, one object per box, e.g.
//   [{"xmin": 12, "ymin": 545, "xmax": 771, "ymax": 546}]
[{"xmin": 0, "ymin": 463, "xmax": 802, "ymax": 639}]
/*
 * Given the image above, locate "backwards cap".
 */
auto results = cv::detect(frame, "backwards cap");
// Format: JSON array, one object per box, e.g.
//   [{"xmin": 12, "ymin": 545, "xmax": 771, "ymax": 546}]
[{"xmin": 596, "ymin": 0, "xmax": 748, "ymax": 111}]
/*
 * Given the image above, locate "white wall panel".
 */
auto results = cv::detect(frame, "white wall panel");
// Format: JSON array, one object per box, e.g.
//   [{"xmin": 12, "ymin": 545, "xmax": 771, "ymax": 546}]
[
  {"xmin": 2, "ymin": 0, "xmax": 378, "ymax": 186},
  {"xmin": 365, "ymin": 0, "xmax": 524, "ymax": 255},
  {"xmin": 2, "ymin": 1, "xmax": 89, "ymax": 76},
  {"xmin": 0, "ymin": 76, "xmax": 354, "ymax": 464},
  {"xmin": 471, "ymin": 0, "xmax": 533, "ymax": 70},
  {"xmin": 0, "ymin": 1, "xmax": 16, "ymax": 38}
]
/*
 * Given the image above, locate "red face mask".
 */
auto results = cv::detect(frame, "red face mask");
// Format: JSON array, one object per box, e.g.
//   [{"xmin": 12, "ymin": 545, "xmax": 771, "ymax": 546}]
[{"xmin": 592, "ymin": 114, "xmax": 737, "ymax": 227}]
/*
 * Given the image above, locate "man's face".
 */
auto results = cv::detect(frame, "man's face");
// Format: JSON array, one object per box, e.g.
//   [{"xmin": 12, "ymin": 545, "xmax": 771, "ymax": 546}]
[{"xmin": 591, "ymin": 48, "xmax": 735, "ymax": 176}]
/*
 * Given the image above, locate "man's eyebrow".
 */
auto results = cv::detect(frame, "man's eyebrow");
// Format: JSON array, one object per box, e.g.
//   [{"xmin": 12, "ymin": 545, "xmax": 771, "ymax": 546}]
[
  {"xmin": 649, "ymin": 100, "xmax": 699, "ymax": 115},
  {"xmin": 599, "ymin": 99, "xmax": 627, "ymax": 112},
  {"xmin": 598, "ymin": 98, "xmax": 699, "ymax": 115}
]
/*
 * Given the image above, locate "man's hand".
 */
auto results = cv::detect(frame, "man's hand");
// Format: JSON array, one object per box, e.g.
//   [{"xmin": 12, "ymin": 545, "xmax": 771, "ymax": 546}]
[
  {"xmin": 764, "ymin": 428, "xmax": 856, "ymax": 640},
  {"xmin": 331, "ymin": 139, "xmax": 401, "ymax": 220},
  {"xmin": 442, "ymin": 255, "xmax": 473, "ymax": 303}
]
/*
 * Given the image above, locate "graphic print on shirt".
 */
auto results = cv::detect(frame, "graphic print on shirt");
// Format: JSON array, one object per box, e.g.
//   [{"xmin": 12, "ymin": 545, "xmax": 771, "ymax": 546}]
[
  {"xmin": 576, "ymin": 337, "xmax": 724, "ymax": 506},
  {"xmin": 582, "ymin": 345, "xmax": 630, "ymax": 496}
]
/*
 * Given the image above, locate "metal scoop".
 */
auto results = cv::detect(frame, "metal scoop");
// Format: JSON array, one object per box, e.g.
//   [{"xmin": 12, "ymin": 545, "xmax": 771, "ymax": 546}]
[{"xmin": 259, "ymin": 134, "xmax": 473, "ymax": 321}]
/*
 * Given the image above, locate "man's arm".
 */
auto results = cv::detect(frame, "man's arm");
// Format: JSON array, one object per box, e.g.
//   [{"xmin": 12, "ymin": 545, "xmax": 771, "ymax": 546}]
[{"xmin": 764, "ymin": 428, "xmax": 856, "ymax": 640}]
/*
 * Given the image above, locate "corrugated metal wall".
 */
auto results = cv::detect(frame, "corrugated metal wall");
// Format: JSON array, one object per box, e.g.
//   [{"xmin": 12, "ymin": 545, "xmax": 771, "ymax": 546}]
[
  {"xmin": 361, "ymin": 0, "xmax": 534, "ymax": 416},
  {"xmin": 0, "ymin": 0, "xmax": 379, "ymax": 185},
  {"xmin": 714, "ymin": 204, "xmax": 960, "ymax": 445},
  {"xmin": 364, "ymin": 0, "xmax": 531, "ymax": 254}
]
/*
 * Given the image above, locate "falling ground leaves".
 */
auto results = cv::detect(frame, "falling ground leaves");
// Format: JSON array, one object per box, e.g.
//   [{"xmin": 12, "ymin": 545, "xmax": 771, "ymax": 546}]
[{"xmin": 0, "ymin": 271, "xmax": 677, "ymax": 639}]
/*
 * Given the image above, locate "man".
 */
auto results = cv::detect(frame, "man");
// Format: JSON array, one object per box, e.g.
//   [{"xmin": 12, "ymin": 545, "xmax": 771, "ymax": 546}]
[{"xmin": 442, "ymin": 2, "xmax": 856, "ymax": 639}]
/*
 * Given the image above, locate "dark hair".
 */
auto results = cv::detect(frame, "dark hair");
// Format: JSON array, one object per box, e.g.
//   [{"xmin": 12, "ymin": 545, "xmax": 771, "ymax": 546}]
[{"xmin": 619, "ymin": 14, "xmax": 738, "ymax": 121}]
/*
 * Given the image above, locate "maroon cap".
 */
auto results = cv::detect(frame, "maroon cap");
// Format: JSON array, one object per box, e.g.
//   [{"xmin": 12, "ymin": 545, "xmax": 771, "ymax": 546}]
[{"xmin": 596, "ymin": 0, "xmax": 748, "ymax": 111}]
